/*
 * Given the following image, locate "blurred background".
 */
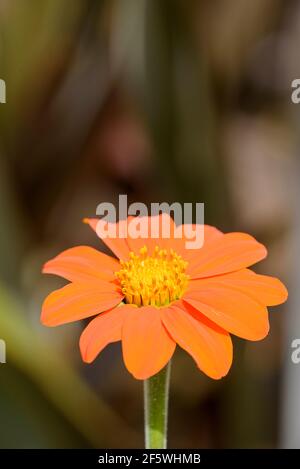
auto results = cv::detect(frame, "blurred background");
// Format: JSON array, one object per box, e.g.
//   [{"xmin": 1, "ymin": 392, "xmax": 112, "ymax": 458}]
[{"xmin": 0, "ymin": 0, "xmax": 297, "ymax": 448}]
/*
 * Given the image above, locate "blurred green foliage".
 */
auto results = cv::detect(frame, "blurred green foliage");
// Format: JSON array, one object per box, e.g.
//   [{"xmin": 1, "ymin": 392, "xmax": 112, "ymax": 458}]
[{"xmin": 0, "ymin": 0, "xmax": 291, "ymax": 448}]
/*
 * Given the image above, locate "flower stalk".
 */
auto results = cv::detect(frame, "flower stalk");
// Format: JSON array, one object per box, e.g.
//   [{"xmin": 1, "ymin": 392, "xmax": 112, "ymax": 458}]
[{"xmin": 144, "ymin": 361, "xmax": 171, "ymax": 449}]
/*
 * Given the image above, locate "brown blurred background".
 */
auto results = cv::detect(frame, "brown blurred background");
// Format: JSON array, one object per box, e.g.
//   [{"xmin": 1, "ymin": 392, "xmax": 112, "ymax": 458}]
[{"xmin": 0, "ymin": 0, "xmax": 297, "ymax": 448}]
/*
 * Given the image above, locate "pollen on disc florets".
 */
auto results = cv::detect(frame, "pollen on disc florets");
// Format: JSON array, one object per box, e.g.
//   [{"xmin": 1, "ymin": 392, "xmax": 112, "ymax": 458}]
[{"xmin": 115, "ymin": 245, "xmax": 189, "ymax": 307}]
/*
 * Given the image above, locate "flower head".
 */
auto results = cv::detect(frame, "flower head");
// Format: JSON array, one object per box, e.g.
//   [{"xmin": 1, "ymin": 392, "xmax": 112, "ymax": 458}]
[
  {"xmin": 41, "ymin": 214, "xmax": 287, "ymax": 380},
  {"xmin": 115, "ymin": 246, "xmax": 189, "ymax": 306}
]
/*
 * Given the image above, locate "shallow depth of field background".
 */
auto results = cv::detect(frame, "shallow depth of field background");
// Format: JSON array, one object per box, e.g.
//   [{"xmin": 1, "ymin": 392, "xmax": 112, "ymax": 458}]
[{"xmin": 0, "ymin": 0, "xmax": 298, "ymax": 448}]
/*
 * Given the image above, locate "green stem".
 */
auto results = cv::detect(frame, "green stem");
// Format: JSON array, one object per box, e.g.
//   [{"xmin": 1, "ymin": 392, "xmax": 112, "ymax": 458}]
[{"xmin": 144, "ymin": 361, "xmax": 171, "ymax": 449}]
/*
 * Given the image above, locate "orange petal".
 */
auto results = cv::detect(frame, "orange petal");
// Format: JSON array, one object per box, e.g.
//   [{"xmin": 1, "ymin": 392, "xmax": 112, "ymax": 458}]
[
  {"xmin": 80, "ymin": 304, "xmax": 134, "ymax": 363},
  {"xmin": 202, "ymin": 225, "xmax": 223, "ymax": 241},
  {"xmin": 161, "ymin": 301, "xmax": 232, "ymax": 379},
  {"xmin": 43, "ymin": 246, "xmax": 120, "ymax": 283},
  {"xmin": 176, "ymin": 224, "xmax": 223, "ymax": 261},
  {"xmin": 124, "ymin": 213, "xmax": 187, "ymax": 256},
  {"xmin": 84, "ymin": 218, "xmax": 131, "ymax": 260},
  {"xmin": 86, "ymin": 214, "xmax": 182, "ymax": 258},
  {"xmin": 184, "ymin": 283, "xmax": 269, "ymax": 340},
  {"xmin": 41, "ymin": 282, "xmax": 123, "ymax": 326},
  {"xmin": 126, "ymin": 214, "xmax": 175, "ymax": 255},
  {"xmin": 187, "ymin": 232, "xmax": 267, "ymax": 279},
  {"xmin": 189, "ymin": 269, "xmax": 288, "ymax": 306},
  {"xmin": 122, "ymin": 305, "xmax": 176, "ymax": 379}
]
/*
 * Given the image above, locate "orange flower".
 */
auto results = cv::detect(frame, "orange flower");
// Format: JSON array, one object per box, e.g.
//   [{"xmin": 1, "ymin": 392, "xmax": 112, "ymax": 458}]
[{"xmin": 41, "ymin": 214, "xmax": 287, "ymax": 380}]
